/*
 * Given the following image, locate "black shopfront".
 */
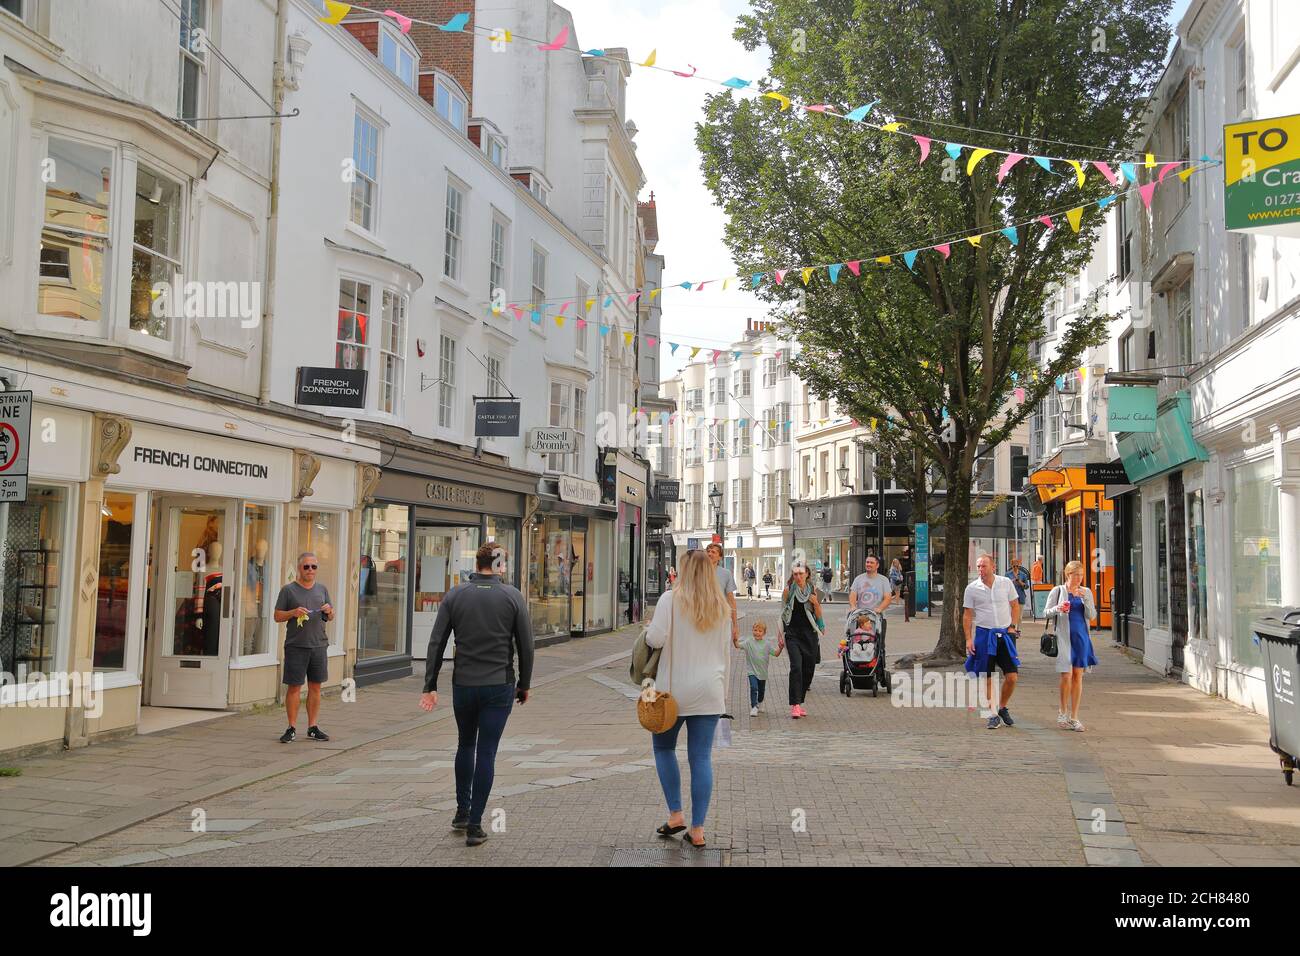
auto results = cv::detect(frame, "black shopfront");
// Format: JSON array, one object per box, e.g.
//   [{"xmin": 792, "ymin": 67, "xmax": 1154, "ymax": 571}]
[{"xmin": 355, "ymin": 446, "xmax": 532, "ymax": 686}]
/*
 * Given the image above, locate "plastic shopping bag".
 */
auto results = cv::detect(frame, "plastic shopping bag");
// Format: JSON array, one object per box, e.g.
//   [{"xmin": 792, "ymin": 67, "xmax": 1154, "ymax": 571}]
[{"xmin": 714, "ymin": 715, "xmax": 733, "ymax": 749}]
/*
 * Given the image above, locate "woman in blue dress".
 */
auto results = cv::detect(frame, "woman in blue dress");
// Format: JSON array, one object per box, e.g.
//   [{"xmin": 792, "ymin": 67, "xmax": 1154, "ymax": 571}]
[{"xmin": 1048, "ymin": 559, "xmax": 1098, "ymax": 732}]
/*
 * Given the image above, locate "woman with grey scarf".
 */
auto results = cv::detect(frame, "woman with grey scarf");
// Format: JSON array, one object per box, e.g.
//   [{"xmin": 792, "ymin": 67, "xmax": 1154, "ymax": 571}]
[{"xmin": 781, "ymin": 565, "xmax": 825, "ymax": 719}]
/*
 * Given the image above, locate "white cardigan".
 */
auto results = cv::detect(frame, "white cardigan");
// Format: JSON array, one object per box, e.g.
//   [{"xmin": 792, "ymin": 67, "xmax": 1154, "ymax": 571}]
[{"xmin": 644, "ymin": 589, "xmax": 730, "ymax": 717}]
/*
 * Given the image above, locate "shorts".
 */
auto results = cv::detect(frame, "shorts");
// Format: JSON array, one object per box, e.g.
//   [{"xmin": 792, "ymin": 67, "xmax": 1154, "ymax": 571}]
[
  {"xmin": 283, "ymin": 644, "xmax": 328, "ymax": 685},
  {"xmin": 979, "ymin": 637, "xmax": 1019, "ymax": 675}
]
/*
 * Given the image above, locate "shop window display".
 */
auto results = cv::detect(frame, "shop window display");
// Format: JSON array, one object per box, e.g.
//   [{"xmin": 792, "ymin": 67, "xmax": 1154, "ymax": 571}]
[
  {"xmin": 359, "ymin": 503, "xmax": 408, "ymax": 660},
  {"xmin": 1230, "ymin": 459, "xmax": 1281, "ymax": 669},
  {"xmin": 0, "ymin": 487, "xmax": 67, "ymax": 675}
]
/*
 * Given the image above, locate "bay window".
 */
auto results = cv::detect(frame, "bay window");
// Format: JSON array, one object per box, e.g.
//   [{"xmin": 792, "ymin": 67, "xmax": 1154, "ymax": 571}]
[
  {"xmin": 379, "ymin": 290, "xmax": 406, "ymax": 415},
  {"xmin": 130, "ymin": 166, "xmax": 183, "ymax": 340},
  {"xmin": 39, "ymin": 137, "xmax": 112, "ymax": 324},
  {"xmin": 336, "ymin": 278, "xmax": 370, "ymax": 373}
]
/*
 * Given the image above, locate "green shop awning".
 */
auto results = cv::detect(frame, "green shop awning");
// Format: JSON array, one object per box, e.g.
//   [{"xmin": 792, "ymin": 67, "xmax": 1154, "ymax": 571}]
[{"xmin": 1116, "ymin": 391, "xmax": 1208, "ymax": 484}]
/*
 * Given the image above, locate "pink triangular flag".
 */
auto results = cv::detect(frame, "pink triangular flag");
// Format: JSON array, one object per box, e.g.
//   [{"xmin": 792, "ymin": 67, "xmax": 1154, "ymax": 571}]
[
  {"xmin": 576, "ymin": 318, "xmax": 587, "ymax": 328},
  {"xmin": 696, "ymin": 281, "xmax": 708, "ymax": 291},
  {"xmin": 1139, "ymin": 181, "xmax": 1157, "ymax": 209},
  {"xmin": 509, "ymin": 306, "xmax": 523, "ymax": 321},
  {"xmin": 845, "ymin": 260, "xmax": 861, "ymax": 276},
  {"xmin": 1038, "ymin": 215, "xmax": 1055, "ymax": 229},
  {"xmin": 626, "ymin": 291, "xmax": 640, "ymax": 304},
  {"xmin": 1157, "ymin": 162, "xmax": 1178, "ymax": 184},
  {"xmin": 537, "ymin": 24, "xmax": 569, "ymax": 50},
  {"xmin": 1014, "ymin": 387, "xmax": 1025, "ymax": 402},
  {"xmin": 559, "ymin": 300, "xmax": 572, "ymax": 314},
  {"xmin": 913, "ymin": 135, "xmax": 931, "ymax": 163},
  {"xmin": 996, "ymin": 153, "xmax": 1024, "ymax": 182},
  {"xmin": 805, "ymin": 104, "xmax": 830, "ymax": 112},
  {"xmin": 774, "ymin": 269, "xmax": 787, "ymax": 284},
  {"xmin": 382, "ymin": 9, "xmax": 413, "ymax": 33},
  {"xmin": 1092, "ymin": 161, "xmax": 1120, "ymax": 186},
  {"xmin": 934, "ymin": 243, "xmax": 950, "ymax": 259},
  {"xmin": 647, "ymin": 336, "xmax": 657, "ymax": 347}
]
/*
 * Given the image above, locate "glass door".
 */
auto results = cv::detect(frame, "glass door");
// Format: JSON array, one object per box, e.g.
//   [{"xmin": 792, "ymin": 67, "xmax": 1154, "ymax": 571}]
[
  {"xmin": 148, "ymin": 497, "xmax": 236, "ymax": 709},
  {"xmin": 570, "ymin": 528, "xmax": 586, "ymax": 634},
  {"xmin": 412, "ymin": 524, "xmax": 480, "ymax": 659}
]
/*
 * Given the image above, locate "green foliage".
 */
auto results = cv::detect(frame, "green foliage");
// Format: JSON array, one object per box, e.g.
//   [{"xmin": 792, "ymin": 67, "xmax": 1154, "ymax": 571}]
[{"xmin": 696, "ymin": 0, "xmax": 1171, "ymax": 651}]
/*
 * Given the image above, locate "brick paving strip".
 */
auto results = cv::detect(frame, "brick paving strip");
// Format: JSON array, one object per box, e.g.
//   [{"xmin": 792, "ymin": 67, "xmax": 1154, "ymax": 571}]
[
  {"xmin": 0, "ymin": 624, "xmax": 646, "ymax": 867},
  {"xmin": 16, "ymin": 602, "xmax": 1300, "ymax": 867}
]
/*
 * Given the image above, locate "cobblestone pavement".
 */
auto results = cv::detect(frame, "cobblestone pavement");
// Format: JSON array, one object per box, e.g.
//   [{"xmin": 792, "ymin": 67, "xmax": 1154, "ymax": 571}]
[{"xmin": 19, "ymin": 599, "xmax": 1300, "ymax": 867}]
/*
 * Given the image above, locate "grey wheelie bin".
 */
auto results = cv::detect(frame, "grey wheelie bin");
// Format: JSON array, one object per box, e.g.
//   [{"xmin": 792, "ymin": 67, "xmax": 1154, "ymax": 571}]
[{"xmin": 1254, "ymin": 607, "xmax": 1300, "ymax": 786}]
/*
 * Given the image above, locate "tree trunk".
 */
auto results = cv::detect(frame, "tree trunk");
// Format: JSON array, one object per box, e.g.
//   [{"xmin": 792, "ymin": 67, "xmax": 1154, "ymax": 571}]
[{"xmin": 932, "ymin": 467, "xmax": 973, "ymax": 661}]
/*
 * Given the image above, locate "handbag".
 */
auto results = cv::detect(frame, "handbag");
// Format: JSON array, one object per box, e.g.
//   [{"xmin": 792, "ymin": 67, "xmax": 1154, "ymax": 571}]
[
  {"xmin": 637, "ymin": 599, "xmax": 678, "ymax": 733},
  {"xmin": 1040, "ymin": 587, "xmax": 1059, "ymax": 657}
]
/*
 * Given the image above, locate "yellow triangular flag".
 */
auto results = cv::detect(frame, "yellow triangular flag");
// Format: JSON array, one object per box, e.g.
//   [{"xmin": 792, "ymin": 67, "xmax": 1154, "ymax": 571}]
[
  {"xmin": 966, "ymin": 147, "xmax": 994, "ymax": 176},
  {"xmin": 623, "ymin": 332, "xmax": 634, "ymax": 347},
  {"xmin": 584, "ymin": 298, "xmax": 595, "ymax": 311},
  {"xmin": 875, "ymin": 256, "xmax": 890, "ymax": 264},
  {"xmin": 723, "ymin": 277, "xmax": 732, "ymax": 290},
  {"xmin": 801, "ymin": 267, "xmax": 813, "ymax": 285},
  {"xmin": 967, "ymin": 235, "xmax": 982, "ymax": 247},
  {"xmin": 920, "ymin": 360, "xmax": 929, "ymax": 368},
  {"xmin": 763, "ymin": 91, "xmax": 791, "ymax": 111},
  {"xmin": 879, "ymin": 122, "xmax": 905, "ymax": 132},
  {"xmin": 1145, "ymin": 152, "xmax": 1156, "ymax": 168},
  {"xmin": 1178, "ymin": 167, "xmax": 1195, "ymax": 182},
  {"xmin": 649, "ymin": 288, "xmax": 662, "ymax": 301},
  {"xmin": 320, "ymin": 0, "xmax": 350, "ymax": 24},
  {"xmin": 640, "ymin": 49, "xmax": 657, "ymax": 67},
  {"xmin": 690, "ymin": 347, "xmax": 701, "ymax": 358},
  {"xmin": 1066, "ymin": 207, "xmax": 1084, "ymax": 232},
  {"xmin": 869, "ymin": 418, "xmax": 878, "ymax": 430},
  {"xmin": 1067, "ymin": 159, "xmax": 1085, "ymax": 188}
]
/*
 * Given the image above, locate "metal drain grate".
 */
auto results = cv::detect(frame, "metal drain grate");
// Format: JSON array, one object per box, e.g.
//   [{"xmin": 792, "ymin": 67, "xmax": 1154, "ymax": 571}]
[{"xmin": 608, "ymin": 847, "xmax": 722, "ymax": 867}]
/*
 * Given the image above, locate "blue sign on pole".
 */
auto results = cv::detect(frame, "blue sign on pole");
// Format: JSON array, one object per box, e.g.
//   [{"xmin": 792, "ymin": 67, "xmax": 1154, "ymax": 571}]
[{"xmin": 914, "ymin": 522, "xmax": 930, "ymax": 612}]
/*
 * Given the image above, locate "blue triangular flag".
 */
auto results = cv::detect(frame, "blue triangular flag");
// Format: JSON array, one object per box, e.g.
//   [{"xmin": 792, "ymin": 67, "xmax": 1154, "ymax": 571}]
[
  {"xmin": 583, "ymin": 49, "xmax": 605, "ymax": 56},
  {"xmin": 944, "ymin": 142, "xmax": 965, "ymax": 161},
  {"xmin": 1097, "ymin": 194, "xmax": 1117, "ymax": 210},
  {"xmin": 598, "ymin": 324, "xmax": 610, "ymax": 337},
  {"xmin": 1032, "ymin": 156, "xmax": 1052, "ymax": 172},
  {"xmin": 603, "ymin": 295, "xmax": 613, "ymax": 307},
  {"xmin": 738, "ymin": 419, "xmax": 747, "ymax": 428},
  {"xmin": 1055, "ymin": 375, "xmax": 1065, "ymax": 390},
  {"xmin": 941, "ymin": 407, "xmax": 949, "ymax": 420},
  {"xmin": 1000, "ymin": 226, "xmax": 1019, "ymax": 246},
  {"xmin": 531, "ymin": 310, "xmax": 541, "ymax": 324},
  {"xmin": 903, "ymin": 250, "xmax": 918, "ymax": 271},
  {"xmin": 751, "ymin": 274, "xmax": 763, "ymax": 288},
  {"xmin": 670, "ymin": 342, "xmax": 680, "ymax": 355},
  {"xmin": 732, "ymin": 350, "xmax": 741, "ymax": 360},
  {"xmin": 439, "ymin": 12, "xmax": 469, "ymax": 32},
  {"xmin": 722, "ymin": 77, "xmax": 751, "ymax": 89},
  {"xmin": 678, "ymin": 281, "xmax": 692, "ymax": 290},
  {"xmin": 845, "ymin": 100, "xmax": 879, "ymax": 122},
  {"xmin": 828, "ymin": 263, "xmax": 842, "ymax": 283},
  {"xmin": 1011, "ymin": 371, "xmax": 1019, "ymax": 383},
  {"xmin": 1119, "ymin": 162, "xmax": 1139, "ymax": 184}
]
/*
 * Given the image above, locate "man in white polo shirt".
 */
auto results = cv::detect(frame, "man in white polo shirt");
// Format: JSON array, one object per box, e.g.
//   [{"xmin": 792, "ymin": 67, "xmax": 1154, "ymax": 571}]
[{"xmin": 962, "ymin": 552, "xmax": 1023, "ymax": 730}]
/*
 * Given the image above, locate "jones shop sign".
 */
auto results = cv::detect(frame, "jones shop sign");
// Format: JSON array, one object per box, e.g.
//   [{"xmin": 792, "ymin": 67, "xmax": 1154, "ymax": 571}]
[
  {"xmin": 0, "ymin": 390, "xmax": 33, "ymax": 503},
  {"xmin": 1225, "ymin": 113, "xmax": 1300, "ymax": 234},
  {"xmin": 295, "ymin": 367, "xmax": 367, "ymax": 408}
]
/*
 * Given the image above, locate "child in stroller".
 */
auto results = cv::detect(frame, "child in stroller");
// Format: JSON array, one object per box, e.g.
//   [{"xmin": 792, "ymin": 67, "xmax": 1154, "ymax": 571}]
[{"xmin": 838, "ymin": 608, "xmax": 890, "ymax": 697}]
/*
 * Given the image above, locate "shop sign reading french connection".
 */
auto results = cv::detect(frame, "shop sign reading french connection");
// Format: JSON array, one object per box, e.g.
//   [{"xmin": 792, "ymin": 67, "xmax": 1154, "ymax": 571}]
[{"xmin": 111, "ymin": 423, "xmax": 292, "ymax": 500}]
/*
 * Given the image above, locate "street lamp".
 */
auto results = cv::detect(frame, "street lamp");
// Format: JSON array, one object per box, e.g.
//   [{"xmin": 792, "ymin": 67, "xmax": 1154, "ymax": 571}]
[
  {"xmin": 836, "ymin": 464, "xmax": 851, "ymax": 491},
  {"xmin": 707, "ymin": 483, "xmax": 723, "ymax": 541}
]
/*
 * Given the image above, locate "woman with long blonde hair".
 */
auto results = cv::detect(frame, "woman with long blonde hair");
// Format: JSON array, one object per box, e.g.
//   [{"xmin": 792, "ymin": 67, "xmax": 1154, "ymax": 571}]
[
  {"xmin": 1048, "ymin": 560, "xmax": 1098, "ymax": 731},
  {"xmin": 643, "ymin": 549, "xmax": 731, "ymax": 849}
]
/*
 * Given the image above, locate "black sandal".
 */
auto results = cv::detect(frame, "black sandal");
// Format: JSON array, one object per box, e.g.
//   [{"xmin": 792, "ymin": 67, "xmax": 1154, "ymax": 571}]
[
  {"xmin": 656, "ymin": 823, "xmax": 686, "ymax": 838},
  {"xmin": 684, "ymin": 832, "xmax": 707, "ymax": 848}
]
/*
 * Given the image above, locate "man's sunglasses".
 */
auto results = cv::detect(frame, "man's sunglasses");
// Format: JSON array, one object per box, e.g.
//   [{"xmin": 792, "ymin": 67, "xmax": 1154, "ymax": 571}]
[{"xmin": 301, "ymin": 564, "xmax": 318, "ymax": 570}]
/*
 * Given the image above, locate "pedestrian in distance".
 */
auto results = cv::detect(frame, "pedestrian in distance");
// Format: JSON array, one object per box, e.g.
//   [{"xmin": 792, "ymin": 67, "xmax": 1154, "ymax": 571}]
[
  {"xmin": 962, "ymin": 553, "xmax": 1024, "ymax": 729},
  {"xmin": 782, "ymin": 564, "xmax": 825, "ymax": 719},
  {"xmin": 1047, "ymin": 560, "xmax": 1098, "ymax": 732},
  {"xmin": 420, "ymin": 541, "xmax": 534, "ymax": 848},
  {"xmin": 273, "ymin": 552, "xmax": 334, "ymax": 744},
  {"xmin": 644, "ymin": 550, "xmax": 731, "ymax": 849},
  {"xmin": 667, "ymin": 566, "xmax": 677, "ymax": 589},
  {"xmin": 744, "ymin": 563, "xmax": 756, "ymax": 599},
  {"xmin": 735, "ymin": 619, "xmax": 784, "ymax": 716},
  {"xmin": 705, "ymin": 542, "xmax": 740, "ymax": 644},
  {"xmin": 1009, "ymin": 554, "xmax": 1033, "ymax": 620},
  {"xmin": 820, "ymin": 563, "xmax": 834, "ymax": 603},
  {"xmin": 762, "ymin": 569, "xmax": 774, "ymax": 600}
]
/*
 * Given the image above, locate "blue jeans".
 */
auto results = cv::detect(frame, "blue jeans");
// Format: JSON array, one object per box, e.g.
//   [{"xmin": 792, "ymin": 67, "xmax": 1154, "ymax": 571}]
[
  {"xmin": 452, "ymin": 683, "xmax": 515, "ymax": 826},
  {"xmin": 748, "ymin": 675, "xmax": 766, "ymax": 707},
  {"xmin": 651, "ymin": 715, "xmax": 719, "ymax": 829}
]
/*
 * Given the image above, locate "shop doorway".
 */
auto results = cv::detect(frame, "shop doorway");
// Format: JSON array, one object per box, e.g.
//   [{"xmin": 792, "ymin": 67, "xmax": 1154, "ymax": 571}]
[
  {"xmin": 412, "ymin": 523, "xmax": 480, "ymax": 660},
  {"xmin": 570, "ymin": 528, "xmax": 587, "ymax": 634},
  {"xmin": 146, "ymin": 497, "xmax": 236, "ymax": 709}
]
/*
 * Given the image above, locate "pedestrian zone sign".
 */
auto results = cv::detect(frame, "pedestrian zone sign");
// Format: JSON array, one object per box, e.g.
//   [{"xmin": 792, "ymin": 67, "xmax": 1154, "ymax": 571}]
[{"xmin": 0, "ymin": 390, "xmax": 32, "ymax": 503}]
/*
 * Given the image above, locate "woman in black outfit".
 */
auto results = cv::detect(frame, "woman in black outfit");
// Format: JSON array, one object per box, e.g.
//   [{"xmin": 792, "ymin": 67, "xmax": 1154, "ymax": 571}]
[{"xmin": 781, "ymin": 565, "xmax": 824, "ymax": 719}]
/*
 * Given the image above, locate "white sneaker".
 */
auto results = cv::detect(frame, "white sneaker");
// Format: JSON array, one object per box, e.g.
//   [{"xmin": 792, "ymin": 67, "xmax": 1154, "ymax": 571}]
[
  {"xmin": 1069, "ymin": 718, "xmax": 1085, "ymax": 732},
  {"xmin": 1057, "ymin": 712, "xmax": 1070, "ymax": 728},
  {"xmin": 750, "ymin": 706, "xmax": 759, "ymax": 716}
]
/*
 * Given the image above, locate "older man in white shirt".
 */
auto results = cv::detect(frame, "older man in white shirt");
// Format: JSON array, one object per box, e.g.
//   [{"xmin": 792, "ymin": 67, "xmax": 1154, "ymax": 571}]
[{"xmin": 962, "ymin": 553, "xmax": 1023, "ymax": 730}]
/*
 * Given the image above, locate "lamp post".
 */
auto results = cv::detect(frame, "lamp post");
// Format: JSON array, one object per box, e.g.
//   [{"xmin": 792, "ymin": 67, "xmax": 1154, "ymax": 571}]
[
  {"xmin": 707, "ymin": 482, "xmax": 723, "ymax": 543},
  {"xmin": 836, "ymin": 464, "xmax": 851, "ymax": 492}
]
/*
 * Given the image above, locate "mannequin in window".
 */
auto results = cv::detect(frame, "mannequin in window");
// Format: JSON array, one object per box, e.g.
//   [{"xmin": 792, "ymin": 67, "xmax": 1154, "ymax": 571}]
[
  {"xmin": 194, "ymin": 539, "xmax": 224, "ymax": 655},
  {"xmin": 244, "ymin": 538, "xmax": 270, "ymax": 654}
]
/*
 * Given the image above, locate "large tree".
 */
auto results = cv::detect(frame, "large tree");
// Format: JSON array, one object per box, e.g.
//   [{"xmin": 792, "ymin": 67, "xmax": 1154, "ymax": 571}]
[{"xmin": 697, "ymin": 0, "xmax": 1171, "ymax": 660}]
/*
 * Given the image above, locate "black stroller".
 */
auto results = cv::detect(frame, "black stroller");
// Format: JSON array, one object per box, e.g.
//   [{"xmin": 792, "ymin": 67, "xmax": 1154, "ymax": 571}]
[{"xmin": 838, "ymin": 608, "xmax": 890, "ymax": 697}]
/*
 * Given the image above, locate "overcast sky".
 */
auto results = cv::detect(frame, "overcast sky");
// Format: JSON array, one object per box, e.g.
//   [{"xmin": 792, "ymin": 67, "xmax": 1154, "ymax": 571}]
[{"xmin": 561, "ymin": 0, "xmax": 1195, "ymax": 381}]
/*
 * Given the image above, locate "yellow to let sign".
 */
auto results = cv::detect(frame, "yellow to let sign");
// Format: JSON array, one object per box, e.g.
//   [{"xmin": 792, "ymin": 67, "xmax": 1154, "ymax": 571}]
[{"xmin": 1224, "ymin": 113, "xmax": 1300, "ymax": 234}]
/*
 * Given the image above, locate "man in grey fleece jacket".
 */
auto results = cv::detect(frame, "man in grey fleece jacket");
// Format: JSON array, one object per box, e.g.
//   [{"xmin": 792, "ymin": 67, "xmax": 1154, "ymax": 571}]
[{"xmin": 419, "ymin": 541, "xmax": 534, "ymax": 846}]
